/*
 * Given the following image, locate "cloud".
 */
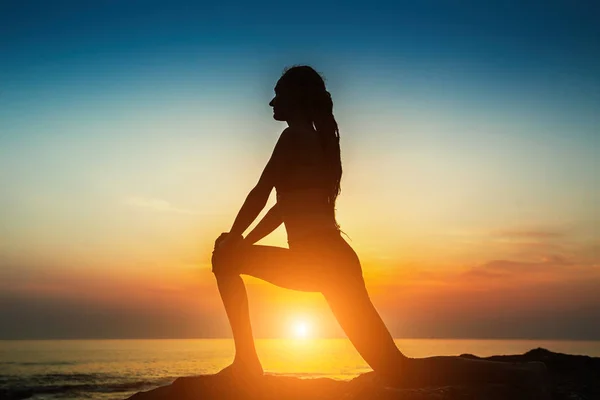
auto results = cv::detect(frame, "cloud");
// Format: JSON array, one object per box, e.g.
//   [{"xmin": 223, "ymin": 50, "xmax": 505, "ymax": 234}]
[
  {"xmin": 460, "ymin": 253, "xmax": 600, "ymax": 285},
  {"xmin": 490, "ymin": 228, "xmax": 563, "ymax": 239},
  {"xmin": 123, "ymin": 196, "xmax": 199, "ymax": 215},
  {"xmin": 481, "ymin": 255, "xmax": 571, "ymax": 271}
]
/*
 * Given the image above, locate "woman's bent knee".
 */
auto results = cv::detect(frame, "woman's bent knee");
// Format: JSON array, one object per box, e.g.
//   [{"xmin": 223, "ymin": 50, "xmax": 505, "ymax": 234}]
[{"xmin": 211, "ymin": 248, "xmax": 242, "ymax": 276}]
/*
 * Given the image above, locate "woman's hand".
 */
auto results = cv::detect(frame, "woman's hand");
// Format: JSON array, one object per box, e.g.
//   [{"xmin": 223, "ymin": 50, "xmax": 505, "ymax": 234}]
[
  {"xmin": 214, "ymin": 232, "xmax": 230, "ymax": 249},
  {"xmin": 214, "ymin": 232, "xmax": 244, "ymax": 251}
]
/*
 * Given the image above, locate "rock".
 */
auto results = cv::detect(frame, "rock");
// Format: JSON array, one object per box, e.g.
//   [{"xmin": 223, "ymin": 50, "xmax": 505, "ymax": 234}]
[{"xmin": 125, "ymin": 348, "xmax": 600, "ymax": 400}]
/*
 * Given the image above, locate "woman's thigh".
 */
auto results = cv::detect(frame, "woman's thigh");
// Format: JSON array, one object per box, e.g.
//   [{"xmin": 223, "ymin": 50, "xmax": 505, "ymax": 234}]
[
  {"xmin": 323, "ymin": 279, "xmax": 402, "ymax": 372},
  {"xmin": 212, "ymin": 244, "xmax": 321, "ymax": 292},
  {"xmin": 212, "ymin": 243, "xmax": 364, "ymax": 293}
]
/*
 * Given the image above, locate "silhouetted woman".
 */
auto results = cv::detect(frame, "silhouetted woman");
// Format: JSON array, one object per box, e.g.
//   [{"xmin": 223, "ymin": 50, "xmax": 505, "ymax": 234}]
[{"xmin": 211, "ymin": 66, "xmax": 547, "ymax": 392}]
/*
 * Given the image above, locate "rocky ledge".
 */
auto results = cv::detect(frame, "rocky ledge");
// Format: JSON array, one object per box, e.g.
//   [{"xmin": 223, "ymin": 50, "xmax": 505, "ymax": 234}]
[{"xmin": 126, "ymin": 348, "xmax": 599, "ymax": 400}]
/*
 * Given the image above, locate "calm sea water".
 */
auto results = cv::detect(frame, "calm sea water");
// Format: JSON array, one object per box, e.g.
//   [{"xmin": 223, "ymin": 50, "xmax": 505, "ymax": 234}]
[{"xmin": 1, "ymin": 339, "xmax": 599, "ymax": 400}]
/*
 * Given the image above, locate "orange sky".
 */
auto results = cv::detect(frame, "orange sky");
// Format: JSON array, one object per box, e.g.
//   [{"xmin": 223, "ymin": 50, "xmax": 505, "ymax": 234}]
[{"xmin": 1, "ymin": 2, "xmax": 599, "ymax": 340}]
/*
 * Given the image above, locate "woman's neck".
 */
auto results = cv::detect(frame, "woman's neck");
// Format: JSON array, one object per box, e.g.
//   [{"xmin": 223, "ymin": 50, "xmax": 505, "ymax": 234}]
[{"xmin": 286, "ymin": 117, "xmax": 314, "ymax": 131}]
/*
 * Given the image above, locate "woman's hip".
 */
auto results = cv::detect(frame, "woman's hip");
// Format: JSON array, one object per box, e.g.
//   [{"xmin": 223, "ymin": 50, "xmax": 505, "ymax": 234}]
[{"xmin": 289, "ymin": 232, "xmax": 363, "ymax": 279}]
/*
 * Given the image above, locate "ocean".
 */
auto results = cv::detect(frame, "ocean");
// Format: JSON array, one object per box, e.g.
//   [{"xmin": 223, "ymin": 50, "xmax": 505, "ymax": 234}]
[{"xmin": 1, "ymin": 339, "xmax": 599, "ymax": 400}]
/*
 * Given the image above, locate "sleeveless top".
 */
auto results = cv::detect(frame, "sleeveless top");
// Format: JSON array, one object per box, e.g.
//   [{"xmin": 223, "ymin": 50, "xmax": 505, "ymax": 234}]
[{"xmin": 274, "ymin": 127, "xmax": 340, "ymax": 244}]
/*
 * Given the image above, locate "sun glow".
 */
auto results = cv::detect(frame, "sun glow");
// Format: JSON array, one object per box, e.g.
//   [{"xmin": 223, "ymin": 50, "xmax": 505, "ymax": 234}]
[{"xmin": 292, "ymin": 320, "xmax": 311, "ymax": 339}]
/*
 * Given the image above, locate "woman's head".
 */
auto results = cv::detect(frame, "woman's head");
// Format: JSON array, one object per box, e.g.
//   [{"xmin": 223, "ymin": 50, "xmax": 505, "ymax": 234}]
[
  {"xmin": 269, "ymin": 65, "xmax": 328, "ymax": 122},
  {"xmin": 270, "ymin": 65, "xmax": 343, "ymax": 211}
]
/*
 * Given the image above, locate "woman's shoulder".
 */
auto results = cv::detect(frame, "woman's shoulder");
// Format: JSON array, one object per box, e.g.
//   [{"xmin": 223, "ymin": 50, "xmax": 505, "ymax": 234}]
[
  {"xmin": 281, "ymin": 126, "xmax": 319, "ymax": 145},
  {"xmin": 276, "ymin": 127, "xmax": 296, "ymax": 148},
  {"xmin": 278, "ymin": 127, "xmax": 307, "ymax": 147}
]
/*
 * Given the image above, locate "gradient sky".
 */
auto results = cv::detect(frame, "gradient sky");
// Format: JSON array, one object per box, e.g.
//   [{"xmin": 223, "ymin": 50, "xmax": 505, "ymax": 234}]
[{"xmin": 1, "ymin": 0, "xmax": 599, "ymax": 340}]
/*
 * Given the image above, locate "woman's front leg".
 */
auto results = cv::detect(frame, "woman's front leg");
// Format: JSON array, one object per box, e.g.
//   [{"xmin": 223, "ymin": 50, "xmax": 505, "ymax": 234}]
[
  {"xmin": 212, "ymin": 249, "xmax": 263, "ymax": 375},
  {"xmin": 211, "ymin": 242, "xmax": 324, "ymax": 375}
]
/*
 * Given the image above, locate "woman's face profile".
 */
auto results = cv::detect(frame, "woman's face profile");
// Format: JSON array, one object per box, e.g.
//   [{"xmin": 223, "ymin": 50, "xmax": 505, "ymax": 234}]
[
  {"xmin": 269, "ymin": 80, "xmax": 298, "ymax": 122},
  {"xmin": 269, "ymin": 84, "xmax": 286, "ymax": 121}
]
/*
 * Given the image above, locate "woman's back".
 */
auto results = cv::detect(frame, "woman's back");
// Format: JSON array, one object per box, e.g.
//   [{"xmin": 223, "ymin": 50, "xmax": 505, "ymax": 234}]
[{"xmin": 274, "ymin": 127, "xmax": 339, "ymax": 243}]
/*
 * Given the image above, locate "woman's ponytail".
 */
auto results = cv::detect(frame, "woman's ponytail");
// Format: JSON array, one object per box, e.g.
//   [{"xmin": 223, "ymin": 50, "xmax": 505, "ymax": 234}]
[{"xmin": 312, "ymin": 90, "xmax": 342, "ymax": 205}]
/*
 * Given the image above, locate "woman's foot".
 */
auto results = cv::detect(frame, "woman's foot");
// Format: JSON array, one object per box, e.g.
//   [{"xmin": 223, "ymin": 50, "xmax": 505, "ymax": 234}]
[{"xmin": 217, "ymin": 357, "xmax": 264, "ymax": 379}]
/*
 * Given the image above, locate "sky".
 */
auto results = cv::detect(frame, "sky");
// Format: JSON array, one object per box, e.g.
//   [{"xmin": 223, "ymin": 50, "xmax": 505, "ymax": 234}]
[{"xmin": 1, "ymin": 0, "xmax": 599, "ymax": 340}]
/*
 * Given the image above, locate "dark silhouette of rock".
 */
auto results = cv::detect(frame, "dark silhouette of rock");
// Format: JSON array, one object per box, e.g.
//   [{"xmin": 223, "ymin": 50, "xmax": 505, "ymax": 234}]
[{"xmin": 126, "ymin": 348, "xmax": 600, "ymax": 400}]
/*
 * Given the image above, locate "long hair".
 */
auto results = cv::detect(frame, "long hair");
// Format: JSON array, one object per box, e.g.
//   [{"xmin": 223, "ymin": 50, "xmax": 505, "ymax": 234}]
[{"xmin": 279, "ymin": 66, "xmax": 343, "ymax": 210}]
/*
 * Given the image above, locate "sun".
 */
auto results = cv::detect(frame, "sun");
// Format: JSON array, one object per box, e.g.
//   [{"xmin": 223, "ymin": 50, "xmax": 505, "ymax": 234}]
[{"xmin": 292, "ymin": 320, "xmax": 311, "ymax": 339}]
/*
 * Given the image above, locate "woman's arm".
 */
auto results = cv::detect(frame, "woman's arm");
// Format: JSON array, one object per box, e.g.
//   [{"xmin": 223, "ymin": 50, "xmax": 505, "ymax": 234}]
[
  {"xmin": 227, "ymin": 129, "xmax": 292, "ymax": 237},
  {"xmin": 228, "ymin": 181, "xmax": 272, "ymax": 237},
  {"xmin": 243, "ymin": 203, "xmax": 283, "ymax": 245}
]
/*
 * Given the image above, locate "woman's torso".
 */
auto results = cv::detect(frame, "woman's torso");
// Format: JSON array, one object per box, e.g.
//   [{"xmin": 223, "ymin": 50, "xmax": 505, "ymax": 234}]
[{"xmin": 274, "ymin": 127, "xmax": 340, "ymax": 245}]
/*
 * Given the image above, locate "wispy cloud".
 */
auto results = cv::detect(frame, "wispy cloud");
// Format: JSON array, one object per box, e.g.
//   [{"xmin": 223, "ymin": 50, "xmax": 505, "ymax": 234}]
[
  {"xmin": 459, "ymin": 252, "xmax": 600, "ymax": 285},
  {"xmin": 490, "ymin": 228, "xmax": 563, "ymax": 239},
  {"xmin": 123, "ymin": 196, "xmax": 199, "ymax": 215},
  {"xmin": 463, "ymin": 257, "xmax": 568, "ymax": 279}
]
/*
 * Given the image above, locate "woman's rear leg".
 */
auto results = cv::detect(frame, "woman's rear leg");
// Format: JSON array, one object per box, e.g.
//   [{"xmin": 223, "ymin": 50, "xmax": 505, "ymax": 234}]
[
  {"xmin": 324, "ymin": 283, "xmax": 547, "ymax": 392},
  {"xmin": 323, "ymin": 278, "xmax": 407, "ymax": 376}
]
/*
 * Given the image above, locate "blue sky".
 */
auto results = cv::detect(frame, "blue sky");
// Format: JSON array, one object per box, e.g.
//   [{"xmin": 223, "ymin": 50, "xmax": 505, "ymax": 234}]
[{"xmin": 1, "ymin": 0, "xmax": 599, "ymax": 339}]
